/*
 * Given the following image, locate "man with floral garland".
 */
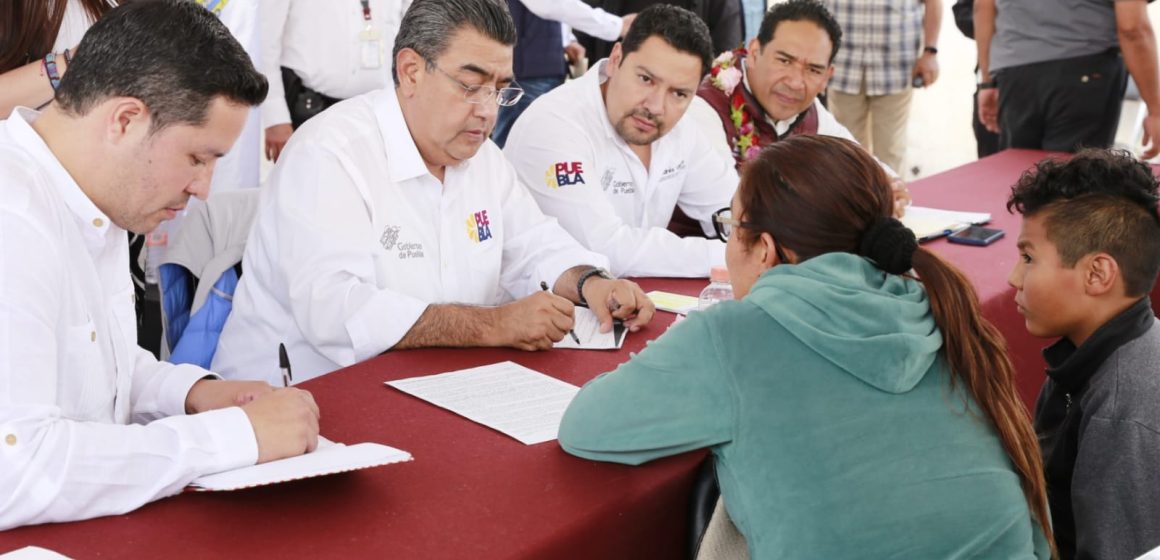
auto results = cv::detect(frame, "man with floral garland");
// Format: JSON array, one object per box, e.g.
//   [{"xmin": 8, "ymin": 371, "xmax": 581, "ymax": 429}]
[
  {"xmin": 685, "ymin": 0, "xmax": 911, "ymax": 216},
  {"xmin": 504, "ymin": 5, "xmax": 738, "ymax": 278}
]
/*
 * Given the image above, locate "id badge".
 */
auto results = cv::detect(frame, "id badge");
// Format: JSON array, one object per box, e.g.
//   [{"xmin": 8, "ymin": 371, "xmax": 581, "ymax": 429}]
[{"xmin": 359, "ymin": 26, "xmax": 382, "ymax": 69}]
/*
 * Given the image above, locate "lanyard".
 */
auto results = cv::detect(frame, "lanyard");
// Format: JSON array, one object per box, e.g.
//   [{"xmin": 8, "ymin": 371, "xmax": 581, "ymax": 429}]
[{"xmin": 360, "ymin": 0, "xmax": 372, "ymax": 21}]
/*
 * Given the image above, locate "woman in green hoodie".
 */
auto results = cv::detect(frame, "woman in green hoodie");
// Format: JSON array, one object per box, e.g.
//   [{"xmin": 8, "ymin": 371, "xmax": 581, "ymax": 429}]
[{"xmin": 558, "ymin": 135, "xmax": 1055, "ymax": 558}]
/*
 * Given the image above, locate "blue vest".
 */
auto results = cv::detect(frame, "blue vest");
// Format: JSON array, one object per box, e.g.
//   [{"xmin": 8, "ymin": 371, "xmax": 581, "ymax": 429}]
[{"xmin": 508, "ymin": 1, "xmax": 565, "ymax": 79}]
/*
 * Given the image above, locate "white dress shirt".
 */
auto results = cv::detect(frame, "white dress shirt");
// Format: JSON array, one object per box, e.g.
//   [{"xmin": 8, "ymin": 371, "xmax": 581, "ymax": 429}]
[
  {"xmin": 685, "ymin": 62, "xmax": 899, "ymax": 177},
  {"xmin": 213, "ymin": 88, "xmax": 609, "ymax": 384},
  {"xmin": 503, "ymin": 60, "xmax": 738, "ymax": 278},
  {"xmin": 262, "ymin": 0, "xmax": 411, "ymax": 129},
  {"xmin": 517, "ymin": 0, "xmax": 623, "ymax": 42},
  {"xmin": 211, "ymin": 0, "xmax": 262, "ymax": 192},
  {"xmin": 0, "ymin": 109, "xmax": 257, "ymax": 530}
]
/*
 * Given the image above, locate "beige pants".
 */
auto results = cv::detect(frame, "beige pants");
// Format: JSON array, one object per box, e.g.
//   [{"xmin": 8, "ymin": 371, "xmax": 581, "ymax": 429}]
[{"xmin": 828, "ymin": 81, "xmax": 913, "ymax": 174}]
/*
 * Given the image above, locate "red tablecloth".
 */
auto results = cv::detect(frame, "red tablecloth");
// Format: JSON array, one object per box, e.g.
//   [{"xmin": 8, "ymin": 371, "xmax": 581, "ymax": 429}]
[
  {"xmin": 3, "ymin": 149, "xmax": 1154, "ymax": 557},
  {"xmin": 908, "ymin": 149, "xmax": 1160, "ymax": 409},
  {"xmin": 0, "ymin": 278, "xmax": 706, "ymax": 560}
]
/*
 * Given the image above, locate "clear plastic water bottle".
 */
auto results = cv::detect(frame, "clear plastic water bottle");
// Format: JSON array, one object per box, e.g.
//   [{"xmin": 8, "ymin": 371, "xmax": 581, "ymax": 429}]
[
  {"xmin": 144, "ymin": 222, "xmax": 169, "ymax": 285},
  {"xmin": 698, "ymin": 266, "xmax": 734, "ymax": 310}
]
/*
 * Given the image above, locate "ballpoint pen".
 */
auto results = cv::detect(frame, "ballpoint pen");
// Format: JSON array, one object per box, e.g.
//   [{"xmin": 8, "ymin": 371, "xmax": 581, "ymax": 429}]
[
  {"xmin": 541, "ymin": 281, "xmax": 581, "ymax": 345},
  {"xmin": 279, "ymin": 342, "xmax": 293, "ymax": 387}
]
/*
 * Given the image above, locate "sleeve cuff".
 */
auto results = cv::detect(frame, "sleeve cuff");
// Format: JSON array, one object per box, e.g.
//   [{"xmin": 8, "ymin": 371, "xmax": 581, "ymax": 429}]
[
  {"xmin": 164, "ymin": 364, "xmax": 219, "ymax": 418},
  {"xmin": 196, "ymin": 406, "xmax": 260, "ymax": 472},
  {"xmin": 345, "ymin": 292, "xmax": 430, "ymax": 360}
]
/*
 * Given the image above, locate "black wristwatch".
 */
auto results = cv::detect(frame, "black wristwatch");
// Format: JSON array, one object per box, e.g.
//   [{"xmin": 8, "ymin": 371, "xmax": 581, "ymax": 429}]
[
  {"xmin": 576, "ymin": 267, "xmax": 612, "ymax": 306},
  {"xmin": 977, "ymin": 80, "xmax": 997, "ymax": 90},
  {"xmin": 923, "ymin": 46, "xmax": 938, "ymax": 55}
]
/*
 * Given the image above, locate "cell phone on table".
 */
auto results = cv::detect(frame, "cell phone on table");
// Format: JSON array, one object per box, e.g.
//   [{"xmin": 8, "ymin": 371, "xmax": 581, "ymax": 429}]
[{"xmin": 947, "ymin": 225, "xmax": 1005, "ymax": 246}]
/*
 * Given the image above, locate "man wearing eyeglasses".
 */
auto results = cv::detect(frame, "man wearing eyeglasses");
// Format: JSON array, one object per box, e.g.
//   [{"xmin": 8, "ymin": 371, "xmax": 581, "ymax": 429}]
[
  {"xmin": 503, "ymin": 5, "xmax": 739, "ymax": 279},
  {"xmin": 213, "ymin": 0, "xmax": 654, "ymax": 385}
]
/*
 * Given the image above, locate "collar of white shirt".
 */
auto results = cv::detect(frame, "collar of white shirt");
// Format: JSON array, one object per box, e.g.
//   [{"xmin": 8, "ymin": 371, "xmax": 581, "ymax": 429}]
[
  {"xmin": 374, "ymin": 88, "xmax": 478, "ymax": 184},
  {"xmin": 587, "ymin": 59, "xmax": 622, "ymax": 142},
  {"xmin": 740, "ymin": 60, "xmax": 806, "ymax": 137},
  {"xmin": 5, "ymin": 107, "xmax": 113, "ymax": 242}
]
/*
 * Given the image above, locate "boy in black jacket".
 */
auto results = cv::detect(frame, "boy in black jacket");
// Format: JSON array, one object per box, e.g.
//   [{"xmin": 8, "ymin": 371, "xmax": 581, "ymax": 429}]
[{"xmin": 1007, "ymin": 148, "xmax": 1160, "ymax": 560}]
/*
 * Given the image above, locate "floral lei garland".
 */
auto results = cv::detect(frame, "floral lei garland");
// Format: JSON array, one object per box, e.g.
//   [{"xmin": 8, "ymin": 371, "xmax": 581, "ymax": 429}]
[{"xmin": 708, "ymin": 50, "xmax": 762, "ymax": 162}]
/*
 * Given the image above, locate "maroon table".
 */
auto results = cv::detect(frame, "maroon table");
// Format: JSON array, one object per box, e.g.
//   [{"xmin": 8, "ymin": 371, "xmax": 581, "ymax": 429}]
[
  {"xmin": 908, "ymin": 149, "xmax": 1160, "ymax": 409},
  {"xmin": 0, "ymin": 278, "xmax": 705, "ymax": 560},
  {"xmin": 4, "ymin": 149, "xmax": 1155, "ymax": 557}
]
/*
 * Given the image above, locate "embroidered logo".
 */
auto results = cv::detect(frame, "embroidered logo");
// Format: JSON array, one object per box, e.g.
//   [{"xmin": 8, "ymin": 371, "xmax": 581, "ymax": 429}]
[
  {"xmin": 545, "ymin": 161, "xmax": 586, "ymax": 189},
  {"xmin": 659, "ymin": 160, "xmax": 687, "ymax": 182},
  {"xmin": 466, "ymin": 210, "xmax": 493, "ymax": 243},
  {"xmin": 381, "ymin": 225, "xmax": 425, "ymax": 259},
  {"xmin": 380, "ymin": 225, "xmax": 401, "ymax": 250}
]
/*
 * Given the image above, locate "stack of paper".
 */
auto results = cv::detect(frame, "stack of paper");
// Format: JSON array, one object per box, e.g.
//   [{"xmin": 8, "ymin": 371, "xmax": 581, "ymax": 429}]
[
  {"xmin": 188, "ymin": 437, "xmax": 412, "ymax": 491},
  {"xmin": 386, "ymin": 361, "xmax": 579, "ymax": 445},
  {"xmin": 901, "ymin": 206, "xmax": 992, "ymax": 241}
]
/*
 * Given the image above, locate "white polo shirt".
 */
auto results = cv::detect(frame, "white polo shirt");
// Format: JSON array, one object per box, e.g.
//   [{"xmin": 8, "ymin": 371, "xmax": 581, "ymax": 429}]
[
  {"xmin": 0, "ymin": 108, "xmax": 257, "ymax": 530},
  {"xmin": 213, "ymin": 88, "xmax": 609, "ymax": 384},
  {"xmin": 261, "ymin": 0, "xmax": 412, "ymax": 129},
  {"xmin": 503, "ymin": 60, "xmax": 738, "ymax": 278}
]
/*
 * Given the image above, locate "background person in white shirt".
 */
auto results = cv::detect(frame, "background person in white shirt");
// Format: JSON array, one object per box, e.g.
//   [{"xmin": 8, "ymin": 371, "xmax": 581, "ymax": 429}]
[
  {"xmin": 0, "ymin": 0, "xmax": 320, "ymax": 530},
  {"xmin": 262, "ymin": 0, "xmax": 413, "ymax": 162},
  {"xmin": 213, "ymin": 0, "xmax": 655, "ymax": 385},
  {"xmin": 503, "ymin": 5, "xmax": 739, "ymax": 278}
]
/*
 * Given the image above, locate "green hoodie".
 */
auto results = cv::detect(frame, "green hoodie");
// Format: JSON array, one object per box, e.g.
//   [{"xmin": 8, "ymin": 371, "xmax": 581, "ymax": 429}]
[{"xmin": 559, "ymin": 253, "xmax": 1049, "ymax": 559}]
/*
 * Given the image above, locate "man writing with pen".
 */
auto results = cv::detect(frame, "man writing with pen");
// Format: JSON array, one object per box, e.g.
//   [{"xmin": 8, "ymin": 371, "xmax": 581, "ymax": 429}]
[{"xmin": 213, "ymin": 0, "xmax": 655, "ymax": 386}]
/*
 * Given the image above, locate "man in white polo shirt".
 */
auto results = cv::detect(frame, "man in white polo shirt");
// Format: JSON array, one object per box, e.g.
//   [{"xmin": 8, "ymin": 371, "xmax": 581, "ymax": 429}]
[
  {"xmin": 503, "ymin": 5, "xmax": 738, "ymax": 279},
  {"xmin": 214, "ymin": 0, "xmax": 654, "ymax": 385},
  {"xmin": 0, "ymin": 1, "xmax": 319, "ymax": 530}
]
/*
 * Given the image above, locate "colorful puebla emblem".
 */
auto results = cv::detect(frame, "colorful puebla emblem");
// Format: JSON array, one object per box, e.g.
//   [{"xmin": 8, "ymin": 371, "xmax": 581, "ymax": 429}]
[
  {"xmin": 545, "ymin": 161, "xmax": 586, "ymax": 189},
  {"xmin": 466, "ymin": 210, "xmax": 493, "ymax": 243}
]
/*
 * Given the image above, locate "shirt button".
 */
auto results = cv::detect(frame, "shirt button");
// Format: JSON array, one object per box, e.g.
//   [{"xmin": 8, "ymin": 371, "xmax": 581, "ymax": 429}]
[
  {"xmin": 92, "ymin": 218, "xmax": 104, "ymax": 228},
  {"xmin": 91, "ymin": 331, "xmax": 96, "ymax": 342},
  {"xmin": 4, "ymin": 434, "xmax": 15, "ymax": 446}
]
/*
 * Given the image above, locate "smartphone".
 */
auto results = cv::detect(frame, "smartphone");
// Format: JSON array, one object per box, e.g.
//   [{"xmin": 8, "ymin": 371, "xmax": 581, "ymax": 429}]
[
  {"xmin": 947, "ymin": 225, "xmax": 1005, "ymax": 246},
  {"xmin": 912, "ymin": 75, "xmax": 925, "ymax": 88}
]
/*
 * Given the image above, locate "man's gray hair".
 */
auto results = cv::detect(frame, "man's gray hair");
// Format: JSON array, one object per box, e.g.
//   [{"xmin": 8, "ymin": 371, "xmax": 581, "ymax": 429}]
[{"xmin": 392, "ymin": 0, "xmax": 517, "ymax": 86}]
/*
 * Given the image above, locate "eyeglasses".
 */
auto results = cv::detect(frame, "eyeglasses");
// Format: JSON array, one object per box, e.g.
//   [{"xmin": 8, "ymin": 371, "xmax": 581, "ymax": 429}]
[
  {"xmin": 712, "ymin": 207, "xmax": 791, "ymax": 264},
  {"xmin": 712, "ymin": 207, "xmax": 750, "ymax": 241},
  {"xmin": 432, "ymin": 65, "xmax": 525, "ymax": 107}
]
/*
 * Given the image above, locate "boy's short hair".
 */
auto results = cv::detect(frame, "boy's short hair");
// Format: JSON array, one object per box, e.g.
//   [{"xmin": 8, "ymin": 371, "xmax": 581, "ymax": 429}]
[{"xmin": 1007, "ymin": 149, "xmax": 1160, "ymax": 297}]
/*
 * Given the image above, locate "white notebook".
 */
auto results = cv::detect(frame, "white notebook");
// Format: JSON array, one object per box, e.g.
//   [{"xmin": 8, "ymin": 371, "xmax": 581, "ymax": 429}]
[
  {"xmin": 188, "ymin": 437, "xmax": 412, "ymax": 492},
  {"xmin": 901, "ymin": 206, "xmax": 992, "ymax": 241}
]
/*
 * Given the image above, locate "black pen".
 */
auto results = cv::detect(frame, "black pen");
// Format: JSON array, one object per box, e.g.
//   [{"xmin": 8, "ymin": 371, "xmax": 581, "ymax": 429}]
[
  {"xmin": 278, "ymin": 343, "xmax": 293, "ymax": 387},
  {"xmin": 541, "ymin": 281, "xmax": 581, "ymax": 345}
]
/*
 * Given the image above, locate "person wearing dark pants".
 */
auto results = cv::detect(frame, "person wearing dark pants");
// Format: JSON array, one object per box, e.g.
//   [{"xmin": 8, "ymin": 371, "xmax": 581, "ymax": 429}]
[
  {"xmin": 994, "ymin": 50, "xmax": 1128, "ymax": 152},
  {"xmin": 975, "ymin": 0, "xmax": 1160, "ymax": 158}
]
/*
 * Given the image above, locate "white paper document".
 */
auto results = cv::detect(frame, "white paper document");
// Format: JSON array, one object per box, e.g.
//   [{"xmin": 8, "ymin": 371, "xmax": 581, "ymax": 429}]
[
  {"xmin": 0, "ymin": 547, "xmax": 72, "ymax": 560},
  {"xmin": 553, "ymin": 307, "xmax": 627, "ymax": 350},
  {"xmin": 901, "ymin": 206, "xmax": 992, "ymax": 241},
  {"xmin": 386, "ymin": 361, "xmax": 580, "ymax": 445},
  {"xmin": 188, "ymin": 436, "xmax": 412, "ymax": 491}
]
